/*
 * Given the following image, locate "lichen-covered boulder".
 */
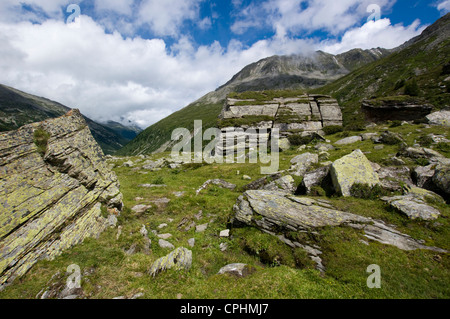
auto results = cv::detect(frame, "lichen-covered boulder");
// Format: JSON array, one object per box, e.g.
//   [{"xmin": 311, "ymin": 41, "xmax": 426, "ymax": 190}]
[
  {"xmin": 148, "ymin": 247, "xmax": 192, "ymax": 277},
  {"xmin": 426, "ymin": 110, "xmax": 450, "ymax": 126},
  {"xmin": 432, "ymin": 165, "xmax": 450, "ymax": 196},
  {"xmin": 0, "ymin": 110, "xmax": 123, "ymax": 290},
  {"xmin": 330, "ymin": 149, "xmax": 380, "ymax": 197}
]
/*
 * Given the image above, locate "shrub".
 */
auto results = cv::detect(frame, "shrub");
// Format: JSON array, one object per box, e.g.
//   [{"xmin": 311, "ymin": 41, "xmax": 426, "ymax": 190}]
[
  {"xmin": 404, "ymin": 79, "xmax": 420, "ymax": 96},
  {"xmin": 350, "ymin": 183, "xmax": 389, "ymax": 200},
  {"xmin": 322, "ymin": 125, "xmax": 343, "ymax": 135},
  {"xmin": 344, "ymin": 122, "xmax": 366, "ymax": 132},
  {"xmin": 288, "ymin": 134, "xmax": 315, "ymax": 146},
  {"xmin": 152, "ymin": 176, "xmax": 165, "ymax": 185},
  {"xmin": 415, "ymin": 158, "xmax": 430, "ymax": 166},
  {"xmin": 389, "ymin": 120, "xmax": 402, "ymax": 128},
  {"xmin": 33, "ymin": 127, "xmax": 50, "ymax": 157},
  {"xmin": 394, "ymin": 79, "xmax": 406, "ymax": 90},
  {"xmin": 437, "ymin": 142, "xmax": 450, "ymax": 154},
  {"xmin": 417, "ymin": 135, "xmax": 434, "ymax": 147}
]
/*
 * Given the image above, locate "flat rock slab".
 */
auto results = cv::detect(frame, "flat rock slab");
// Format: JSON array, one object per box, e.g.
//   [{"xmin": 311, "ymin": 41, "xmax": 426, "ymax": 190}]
[
  {"xmin": 382, "ymin": 197, "xmax": 440, "ymax": 220},
  {"xmin": 196, "ymin": 179, "xmax": 236, "ymax": 195},
  {"xmin": 335, "ymin": 136, "xmax": 362, "ymax": 145},
  {"xmin": 131, "ymin": 204, "xmax": 152, "ymax": 214},
  {"xmin": 233, "ymin": 190, "xmax": 447, "ymax": 253}
]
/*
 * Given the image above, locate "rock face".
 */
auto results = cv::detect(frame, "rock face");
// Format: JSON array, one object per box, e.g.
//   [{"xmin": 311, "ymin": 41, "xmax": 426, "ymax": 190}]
[
  {"xmin": 330, "ymin": 149, "xmax": 380, "ymax": 197},
  {"xmin": 362, "ymin": 98, "xmax": 433, "ymax": 122},
  {"xmin": 0, "ymin": 109, "xmax": 123, "ymax": 290}
]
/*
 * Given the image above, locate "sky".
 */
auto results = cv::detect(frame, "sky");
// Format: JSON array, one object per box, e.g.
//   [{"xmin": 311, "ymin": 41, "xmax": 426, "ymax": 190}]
[{"xmin": 0, "ymin": 0, "xmax": 448, "ymax": 129}]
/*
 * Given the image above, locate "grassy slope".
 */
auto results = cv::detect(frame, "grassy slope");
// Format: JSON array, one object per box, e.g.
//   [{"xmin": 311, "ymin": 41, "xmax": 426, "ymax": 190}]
[
  {"xmin": 117, "ymin": 101, "xmax": 224, "ymax": 156},
  {"xmin": 1, "ymin": 122, "xmax": 449, "ymax": 299},
  {"xmin": 311, "ymin": 31, "xmax": 450, "ymax": 128}
]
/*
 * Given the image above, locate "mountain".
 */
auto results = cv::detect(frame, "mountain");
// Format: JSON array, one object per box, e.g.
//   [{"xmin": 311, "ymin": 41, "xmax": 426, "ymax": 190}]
[
  {"xmin": 0, "ymin": 84, "xmax": 138, "ymax": 154},
  {"xmin": 312, "ymin": 13, "xmax": 450, "ymax": 127},
  {"xmin": 117, "ymin": 48, "xmax": 390, "ymax": 156}
]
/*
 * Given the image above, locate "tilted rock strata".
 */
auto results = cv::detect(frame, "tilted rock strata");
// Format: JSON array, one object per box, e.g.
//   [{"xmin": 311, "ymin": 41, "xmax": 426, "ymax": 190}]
[
  {"xmin": 0, "ymin": 109, "xmax": 123, "ymax": 289},
  {"xmin": 233, "ymin": 190, "xmax": 447, "ymax": 270}
]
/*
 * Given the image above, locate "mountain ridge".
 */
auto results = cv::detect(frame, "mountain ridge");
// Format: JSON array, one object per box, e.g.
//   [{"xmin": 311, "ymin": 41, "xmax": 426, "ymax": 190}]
[
  {"xmin": 117, "ymin": 47, "xmax": 391, "ymax": 156},
  {"xmin": 0, "ymin": 84, "xmax": 141, "ymax": 154}
]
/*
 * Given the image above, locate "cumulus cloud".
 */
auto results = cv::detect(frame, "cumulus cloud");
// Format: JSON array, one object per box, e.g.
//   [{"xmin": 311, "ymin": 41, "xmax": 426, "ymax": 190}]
[
  {"xmin": 0, "ymin": 0, "xmax": 428, "ymax": 129},
  {"xmin": 0, "ymin": 16, "xmax": 313, "ymax": 128},
  {"xmin": 232, "ymin": 0, "xmax": 396, "ymax": 36},
  {"xmin": 437, "ymin": 1, "xmax": 450, "ymax": 13},
  {"xmin": 320, "ymin": 18, "xmax": 426, "ymax": 54},
  {"xmin": 138, "ymin": 0, "xmax": 205, "ymax": 37}
]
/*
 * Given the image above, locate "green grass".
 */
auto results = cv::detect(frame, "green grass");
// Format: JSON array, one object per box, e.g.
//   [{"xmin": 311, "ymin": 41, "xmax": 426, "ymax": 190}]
[
  {"xmin": 2, "ymin": 121, "xmax": 449, "ymax": 299},
  {"xmin": 33, "ymin": 127, "xmax": 51, "ymax": 157}
]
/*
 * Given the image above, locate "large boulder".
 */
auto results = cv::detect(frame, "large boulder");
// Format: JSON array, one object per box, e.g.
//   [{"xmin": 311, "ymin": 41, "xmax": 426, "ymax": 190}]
[
  {"xmin": 432, "ymin": 165, "xmax": 450, "ymax": 196},
  {"xmin": 426, "ymin": 110, "xmax": 450, "ymax": 126},
  {"xmin": 0, "ymin": 110, "xmax": 123, "ymax": 290},
  {"xmin": 330, "ymin": 150, "xmax": 380, "ymax": 197}
]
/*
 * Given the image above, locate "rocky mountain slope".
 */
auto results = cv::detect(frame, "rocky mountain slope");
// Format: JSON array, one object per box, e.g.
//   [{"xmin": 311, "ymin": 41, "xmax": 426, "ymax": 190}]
[
  {"xmin": 313, "ymin": 13, "xmax": 450, "ymax": 127},
  {"xmin": 0, "ymin": 84, "xmax": 141, "ymax": 154},
  {"xmin": 117, "ymin": 48, "xmax": 390, "ymax": 156},
  {"xmin": 0, "ymin": 109, "xmax": 123, "ymax": 290}
]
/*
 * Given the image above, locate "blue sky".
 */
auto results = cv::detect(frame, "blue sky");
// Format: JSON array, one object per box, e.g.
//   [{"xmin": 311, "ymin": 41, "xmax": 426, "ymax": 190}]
[{"xmin": 0, "ymin": 0, "xmax": 448, "ymax": 128}]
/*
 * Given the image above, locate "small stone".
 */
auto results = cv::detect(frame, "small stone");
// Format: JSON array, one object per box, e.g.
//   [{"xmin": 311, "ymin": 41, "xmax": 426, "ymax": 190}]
[
  {"xmin": 220, "ymin": 229, "xmax": 230, "ymax": 237},
  {"xmin": 140, "ymin": 225, "xmax": 148, "ymax": 237},
  {"xmin": 131, "ymin": 293, "xmax": 144, "ymax": 299},
  {"xmin": 131, "ymin": 204, "xmax": 152, "ymax": 214},
  {"xmin": 219, "ymin": 243, "xmax": 228, "ymax": 251},
  {"xmin": 196, "ymin": 223, "xmax": 208, "ymax": 233},
  {"xmin": 106, "ymin": 214, "xmax": 118, "ymax": 227},
  {"xmin": 158, "ymin": 239, "xmax": 175, "ymax": 249},
  {"xmin": 243, "ymin": 175, "xmax": 252, "ymax": 180},
  {"xmin": 217, "ymin": 263, "xmax": 255, "ymax": 277},
  {"xmin": 158, "ymin": 233, "xmax": 172, "ymax": 240},
  {"xmin": 188, "ymin": 238, "xmax": 195, "ymax": 247},
  {"xmin": 158, "ymin": 223, "xmax": 168, "ymax": 229},
  {"xmin": 116, "ymin": 226, "xmax": 122, "ymax": 240}
]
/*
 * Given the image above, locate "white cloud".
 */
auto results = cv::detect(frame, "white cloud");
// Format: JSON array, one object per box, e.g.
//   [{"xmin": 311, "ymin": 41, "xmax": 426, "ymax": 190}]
[
  {"xmin": 320, "ymin": 18, "xmax": 426, "ymax": 54},
  {"xmin": 94, "ymin": 0, "xmax": 135, "ymax": 16},
  {"xmin": 138, "ymin": 0, "xmax": 204, "ymax": 37},
  {"xmin": 437, "ymin": 1, "xmax": 450, "ymax": 13},
  {"xmin": 0, "ymin": 0, "xmax": 428, "ymax": 130},
  {"xmin": 232, "ymin": 0, "xmax": 396, "ymax": 36},
  {"xmin": 0, "ymin": 16, "xmax": 311, "ymax": 128}
]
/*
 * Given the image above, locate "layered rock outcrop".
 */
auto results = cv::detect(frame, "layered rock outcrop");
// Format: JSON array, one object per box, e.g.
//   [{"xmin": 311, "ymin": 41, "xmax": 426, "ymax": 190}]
[
  {"xmin": 362, "ymin": 97, "xmax": 433, "ymax": 122},
  {"xmin": 0, "ymin": 109, "xmax": 123, "ymax": 289},
  {"xmin": 217, "ymin": 94, "xmax": 342, "ymax": 154}
]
